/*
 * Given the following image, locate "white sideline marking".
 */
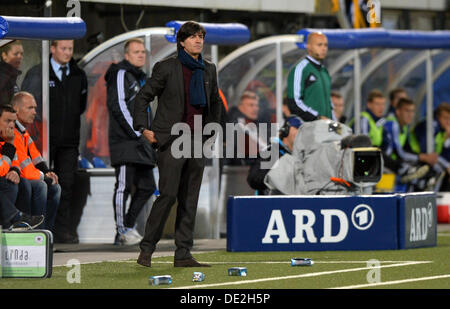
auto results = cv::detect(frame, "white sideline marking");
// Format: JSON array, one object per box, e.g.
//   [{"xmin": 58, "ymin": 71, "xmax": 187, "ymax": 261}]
[
  {"xmin": 169, "ymin": 261, "xmax": 431, "ymax": 289},
  {"xmin": 331, "ymin": 274, "xmax": 450, "ymax": 289},
  {"xmin": 120, "ymin": 260, "xmax": 431, "ymax": 264}
]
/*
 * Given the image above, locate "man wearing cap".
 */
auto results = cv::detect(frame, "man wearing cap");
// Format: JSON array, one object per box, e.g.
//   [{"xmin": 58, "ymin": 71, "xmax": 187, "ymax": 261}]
[{"xmin": 247, "ymin": 116, "xmax": 302, "ymax": 195}]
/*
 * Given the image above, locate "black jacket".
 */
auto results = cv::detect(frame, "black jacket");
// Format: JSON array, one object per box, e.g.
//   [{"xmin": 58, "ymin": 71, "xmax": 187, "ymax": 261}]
[
  {"xmin": 0, "ymin": 61, "xmax": 20, "ymax": 106},
  {"xmin": 21, "ymin": 56, "xmax": 87, "ymax": 148},
  {"xmin": 247, "ymin": 139, "xmax": 291, "ymax": 195},
  {"xmin": 133, "ymin": 56, "xmax": 222, "ymax": 150},
  {"xmin": 105, "ymin": 60, "xmax": 155, "ymax": 167}
]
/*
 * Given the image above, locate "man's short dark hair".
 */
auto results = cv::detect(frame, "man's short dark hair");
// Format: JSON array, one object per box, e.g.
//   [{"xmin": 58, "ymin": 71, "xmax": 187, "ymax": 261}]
[
  {"xmin": 331, "ymin": 91, "xmax": 342, "ymax": 99},
  {"xmin": 368, "ymin": 89, "xmax": 385, "ymax": 102},
  {"xmin": 396, "ymin": 97, "xmax": 414, "ymax": 110},
  {"xmin": 50, "ymin": 40, "xmax": 73, "ymax": 47},
  {"xmin": 0, "ymin": 104, "xmax": 16, "ymax": 117},
  {"xmin": 436, "ymin": 102, "xmax": 450, "ymax": 117},
  {"xmin": 176, "ymin": 21, "xmax": 206, "ymax": 51},
  {"xmin": 389, "ymin": 88, "xmax": 407, "ymax": 102}
]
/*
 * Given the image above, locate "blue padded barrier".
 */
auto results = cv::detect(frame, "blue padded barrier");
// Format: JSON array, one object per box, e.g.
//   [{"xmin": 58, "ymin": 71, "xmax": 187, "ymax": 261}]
[
  {"xmin": 165, "ymin": 20, "xmax": 250, "ymax": 45},
  {"xmin": 296, "ymin": 28, "xmax": 450, "ymax": 49},
  {"xmin": 0, "ymin": 16, "xmax": 86, "ymax": 40}
]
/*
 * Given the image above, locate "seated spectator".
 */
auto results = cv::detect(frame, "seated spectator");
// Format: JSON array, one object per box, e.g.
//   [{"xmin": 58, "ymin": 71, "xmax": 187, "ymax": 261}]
[
  {"xmin": 225, "ymin": 91, "xmax": 267, "ymax": 165},
  {"xmin": 408, "ymin": 102, "xmax": 450, "ymax": 190},
  {"xmin": 381, "ymin": 98, "xmax": 437, "ymax": 183},
  {"xmin": 247, "ymin": 116, "xmax": 302, "ymax": 195},
  {"xmin": 350, "ymin": 90, "xmax": 386, "ymax": 147},
  {"xmin": 0, "ymin": 105, "xmax": 44, "ymax": 229},
  {"xmin": 386, "ymin": 87, "xmax": 408, "ymax": 118},
  {"xmin": 0, "ymin": 40, "xmax": 24, "ymax": 106},
  {"xmin": 227, "ymin": 90, "xmax": 260, "ymax": 125},
  {"xmin": 11, "ymin": 92, "xmax": 61, "ymax": 231},
  {"xmin": 331, "ymin": 91, "xmax": 346, "ymax": 123}
]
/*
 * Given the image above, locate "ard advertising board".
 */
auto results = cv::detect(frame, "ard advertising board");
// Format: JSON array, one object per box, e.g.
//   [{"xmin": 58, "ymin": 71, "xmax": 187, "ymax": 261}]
[{"xmin": 227, "ymin": 193, "xmax": 436, "ymax": 251}]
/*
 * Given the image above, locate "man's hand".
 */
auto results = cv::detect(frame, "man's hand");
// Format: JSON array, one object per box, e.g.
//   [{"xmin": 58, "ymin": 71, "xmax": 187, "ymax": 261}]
[
  {"xmin": 143, "ymin": 129, "xmax": 157, "ymax": 144},
  {"xmin": 419, "ymin": 153, "xmax": 439, "ymax": 166},
  {"xmin": 45, "ymin": 171, "xmax": 58, "ymax": 184},
  {"xmin": 0, "ymin": 127, "xmax": 15, "ymax": 144},
  {"xmin": 5, "ymin": 170, "xmax": 20, "ymax": 184}
]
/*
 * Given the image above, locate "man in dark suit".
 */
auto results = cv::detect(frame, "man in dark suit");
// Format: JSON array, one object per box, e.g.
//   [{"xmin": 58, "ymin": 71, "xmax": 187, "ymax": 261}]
[
  {"xmin": 134, "ymin": 21, "xmax": 222, "ymax": 267},
  {"xmin": 22, "ymin": 40, "xmax": 88, "ymax": 243}
]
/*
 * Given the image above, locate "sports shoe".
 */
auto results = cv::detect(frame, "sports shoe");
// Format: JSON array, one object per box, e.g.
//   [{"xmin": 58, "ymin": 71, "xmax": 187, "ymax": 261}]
[
  {"xmin": 400, "ymin": 165, "xmax": 430, "ymax": 183},
  {"xmin": 114, "ymin": 228, "xmax": 142, "ymax": 245},
  {"xmin": 10, "ymin": 214, "xmax": 44, "ymax": 230}
]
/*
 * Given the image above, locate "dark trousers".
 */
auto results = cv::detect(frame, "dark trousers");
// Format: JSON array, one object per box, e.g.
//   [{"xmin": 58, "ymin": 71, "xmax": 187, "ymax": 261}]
[
  {"xmin": 51, "ymin": 146, "xmax": 78, "ymax": 237},
  {"xmin": 0, "ymin": 177, "xmax": 19, "ymax": 227},
  {"xmin": 113, "ymin": 163, "xmax": 156, "ymax": 234},
  {"xmin": 140, "ymin": 145, "xmax": 205, "ymax": 260}
]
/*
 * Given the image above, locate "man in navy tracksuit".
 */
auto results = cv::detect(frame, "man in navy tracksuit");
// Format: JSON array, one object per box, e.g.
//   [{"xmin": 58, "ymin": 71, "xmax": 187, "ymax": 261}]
[{"xmin": 105, "ymin": 38, "xmax": 156, "ymax": 245}]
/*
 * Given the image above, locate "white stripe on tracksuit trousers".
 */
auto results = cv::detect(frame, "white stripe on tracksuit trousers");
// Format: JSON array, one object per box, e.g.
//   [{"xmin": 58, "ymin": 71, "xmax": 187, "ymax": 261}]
[
  {"xmin": 114, "ymin": 70, "xmax": 139, "ymax": 235},
  {"xmin": 115, "ymin": 165, "xmax": 128, "ymax": 234}
]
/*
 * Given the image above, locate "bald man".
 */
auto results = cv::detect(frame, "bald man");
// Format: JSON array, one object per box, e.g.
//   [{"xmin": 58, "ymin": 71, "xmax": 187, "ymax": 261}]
[{"xmin": 287, "ymin": 32, "xmax": 334, "ymax": 121}]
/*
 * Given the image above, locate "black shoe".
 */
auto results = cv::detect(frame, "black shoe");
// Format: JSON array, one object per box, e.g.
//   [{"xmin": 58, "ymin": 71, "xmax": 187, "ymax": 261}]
[
  {"xmin": 54, "ymin": 233, "xmax": 79, "ymax": 244},
  {"xmin": 11, "ymin": 214, "xmax": 44, "ymax": 230},
  {"xmin": 174, "ymin": 257, "xmax": 211, "ymax": 267},
  {"xmin": 137, "ymin": 251, "xmax": 152, "ymax": 267}
]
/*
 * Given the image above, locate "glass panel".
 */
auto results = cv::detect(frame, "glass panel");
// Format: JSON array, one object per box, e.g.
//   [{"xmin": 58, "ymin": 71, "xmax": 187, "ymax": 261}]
[
  {"xmin": 281, "ymin": 43, "xmax": 307, "ymax": 98},
  {"xmin": 219, "ymin": 43, "xmax": 277, "ymax": 124},
  {"xmin": 79, "ymin": 39, "xmax": 133, "ymax": 168},
  {"xmin": 427, "ymin": 51, "xmax": 450, "ymax": 116},
  {"xmin": 79, "ymin": 34, "xmax": 178, "ymax": 167},
  {"xmin": 6, "ymin": 40, "xmax": 44, "ymax": 156},
  {"xmin": 79, "ymin": 33, "xmax": 214, "ymax": 167},
  {"xmin": 326, "ymin": 49, "xmax": 361, "ymax": 124}
]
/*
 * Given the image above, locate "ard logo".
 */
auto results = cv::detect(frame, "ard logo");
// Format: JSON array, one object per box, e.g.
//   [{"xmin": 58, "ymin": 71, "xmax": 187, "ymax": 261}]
[
  {"xmin": 261, "ymin": 205, "xmax": 375, "ymax": 245},
  {"xmin": 410, "ymin": 202, "xmax": 433, "ymax": 242}
]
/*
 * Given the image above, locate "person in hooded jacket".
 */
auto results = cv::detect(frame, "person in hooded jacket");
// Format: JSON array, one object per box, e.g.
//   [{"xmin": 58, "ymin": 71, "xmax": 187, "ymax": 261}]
[
  {"xmin": 0, "ymin": 40, "xmax": 24, "ymax": 106},
  {"xmin": 105, "ymin": 38, "xmax": 156, "ymax": 245}
]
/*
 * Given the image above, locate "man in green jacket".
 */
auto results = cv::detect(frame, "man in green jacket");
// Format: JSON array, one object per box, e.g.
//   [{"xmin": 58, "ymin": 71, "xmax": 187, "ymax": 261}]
[{"xmin": 287, "ymin": 32, "xmax": 334, "ymax": 121}]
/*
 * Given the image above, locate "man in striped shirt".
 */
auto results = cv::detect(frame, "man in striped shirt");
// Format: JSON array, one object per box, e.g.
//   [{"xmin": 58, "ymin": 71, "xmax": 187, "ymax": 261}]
[{"xmin": 287, "ymin": 32, "xmax": 334, "ymax": 121}]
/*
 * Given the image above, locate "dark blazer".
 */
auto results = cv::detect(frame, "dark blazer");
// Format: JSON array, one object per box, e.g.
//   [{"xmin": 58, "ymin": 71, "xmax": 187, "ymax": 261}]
[
  {"xmin": 133, "ymin": 55, "xmax": 222, "ymax": 149},
  {"xmin": 22, "ymin": 56, "xmax": 87, "ymax": 148}
]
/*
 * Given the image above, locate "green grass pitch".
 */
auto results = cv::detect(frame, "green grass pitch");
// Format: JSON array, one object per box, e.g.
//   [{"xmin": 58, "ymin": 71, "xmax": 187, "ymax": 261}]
[{"xmin": 1, "ymin": 234, "xmax": 449, "ymax": 289}]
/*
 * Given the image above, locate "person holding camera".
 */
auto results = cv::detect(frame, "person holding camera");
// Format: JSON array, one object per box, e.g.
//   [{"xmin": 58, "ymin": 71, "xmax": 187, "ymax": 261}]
[{"xmin": 247, "ymin": 116, "xmax": 302, "ymax": 195}]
